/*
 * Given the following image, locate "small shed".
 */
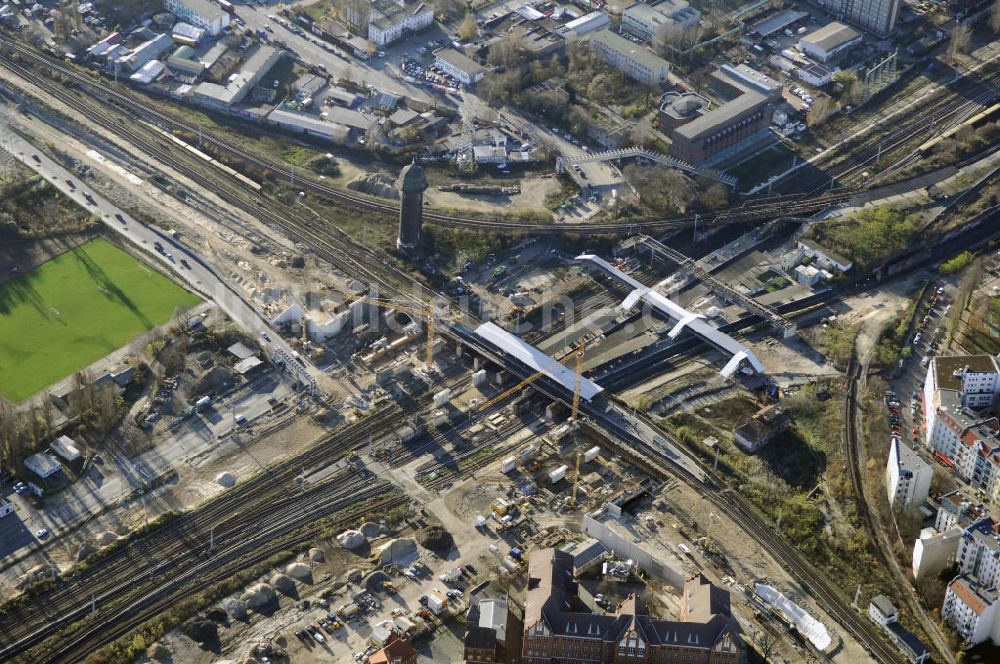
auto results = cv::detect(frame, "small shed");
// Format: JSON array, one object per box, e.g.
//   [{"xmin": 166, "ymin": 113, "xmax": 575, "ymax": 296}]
[
  {"xmin": 25, "ymin": 452, "xmax": 61, "ymax": 479},
  {"xmin": 233, "ymin": 356, "xmax": 264, "ymax": 375},
  {"xmin": 227, "ymin": 342, "xmax": 256, "ymax": 360},
  {"xmin": 50, "ymin": 435, "xmax": 81, "ymax": 462}
]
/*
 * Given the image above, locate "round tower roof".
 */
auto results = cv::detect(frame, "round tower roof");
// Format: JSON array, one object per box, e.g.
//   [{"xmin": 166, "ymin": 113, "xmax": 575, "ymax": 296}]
[{"xmin": 399, "ymin": 161, "xmax": 428, "ymax": 193}]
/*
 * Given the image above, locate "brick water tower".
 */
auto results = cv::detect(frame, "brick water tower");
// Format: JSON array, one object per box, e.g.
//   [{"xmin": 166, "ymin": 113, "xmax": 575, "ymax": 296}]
[{"xmin": 396, "ymin": 160, "xmax": 427, "ymax": 255}]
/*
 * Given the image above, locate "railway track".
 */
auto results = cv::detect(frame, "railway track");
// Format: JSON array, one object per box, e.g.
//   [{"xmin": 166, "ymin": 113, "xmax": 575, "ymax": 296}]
[
  {"xmin": 782, "ymin": 62, "xmax": 1000, "ymax": 195},
  {"xmin": 447, "ymin": 323, "xmax": 905, "ymax": 662},
  {"xmin": 0, "ymin": 40, "xmax": 855, "ymax": 234},
  {"xmin": 0, "ymin": 405, "xmax": 405, "ymax": 660},
  {"xmin": 843, "ymin": 355, "xmax": 954, "ymax": 663}
]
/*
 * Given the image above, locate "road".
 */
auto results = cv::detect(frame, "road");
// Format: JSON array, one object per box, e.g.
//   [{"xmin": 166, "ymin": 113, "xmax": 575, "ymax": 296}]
[
  {"xmin": 0, "ymin": 126, "xmax": 321, "ymax": 388},
  {"xmin": 235, "ymin": 4, "xmax": 437, "ymax": 104}
]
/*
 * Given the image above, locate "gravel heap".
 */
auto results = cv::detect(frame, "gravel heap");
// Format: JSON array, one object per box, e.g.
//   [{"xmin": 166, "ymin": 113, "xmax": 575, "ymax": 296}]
[{"xmin": 240, "ymin": 583, "xmax": 276, "ymax": 611}]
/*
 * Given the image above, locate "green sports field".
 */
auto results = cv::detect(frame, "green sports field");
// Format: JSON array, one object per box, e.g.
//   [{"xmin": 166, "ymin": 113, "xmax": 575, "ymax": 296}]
[{"xmin": 0, "ymin": 238, "xmax": 199, "ymax": 402}]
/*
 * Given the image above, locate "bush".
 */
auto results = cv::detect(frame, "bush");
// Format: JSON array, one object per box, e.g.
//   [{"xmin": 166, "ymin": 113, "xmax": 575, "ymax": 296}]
[{"xmin": 940, "ymin": 250, "xmax": 974, "ymax": 275}]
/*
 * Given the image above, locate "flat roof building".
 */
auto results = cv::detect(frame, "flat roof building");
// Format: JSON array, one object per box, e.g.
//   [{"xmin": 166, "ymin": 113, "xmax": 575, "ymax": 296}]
[
  {"xmin": 190, "ymin": 45, "xmax": 282, "ymax": 111},
  {"xmin": 621, "ymin": 1, "xmax": 700, "ymax": 41},
  {"xmin": 658, "ymin": 91, "xmax": 710, "ymax": 130},
  {"xmin": 669, "ymin": 90, "xmax": 773, "ymax": 166},
  {"xmin": 799, "ymin": 22, "xmax": 862, "ymax": 63},
  {"xmin": 752, "ymin": 9, "xmax": 809, "ymax": 37},
  {"xmin": 886, "ymin": 437, "xmax": 932, "ymax": 510},
  {"xmin": 25, "ymin": 452, "xmax": 61, "ymax": 479},
  {"xmin": 361, "ymin": 0, "xmax": 434, "ymax": 47},
  {"xmin": 588, "ymin": 29, "xmax": 669, "ymax": 86},
  {"xmin": 50, "ymin": 435, "xmax": 81, "ymax": 463},
  {"xmin": 433, "ymin": 48, "xmax": 485, "ymax": 85},
  {"xmin": 165, "ymin": 0, "xmax": 230, "ymax": 36}
]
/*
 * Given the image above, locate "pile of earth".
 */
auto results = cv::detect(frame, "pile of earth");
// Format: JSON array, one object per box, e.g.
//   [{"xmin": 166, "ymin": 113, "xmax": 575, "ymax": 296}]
[
  {"xmin": 416, "ymin": 526, "xmax": 454, "ymax": 556},
  {"xmin": 347, "ymin": 172, "xmax": 399, "ymax": 199}
]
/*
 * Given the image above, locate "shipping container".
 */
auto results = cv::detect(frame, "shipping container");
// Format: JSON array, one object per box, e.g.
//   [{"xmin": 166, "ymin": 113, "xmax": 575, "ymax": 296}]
[
  {"xmin": 501, "ymin": 456, "xmax": 516, "ymax": 473},
  {"xmin": 549, "ymin": 464, "xmax": 568, "ymax": 484},
  {"xmin": 583, "ymin": 446, "xmax": 601, "ymax": 463},
  {"xmin": 433, "ymin": 388, "xmax": 452, "ymax": 407}
]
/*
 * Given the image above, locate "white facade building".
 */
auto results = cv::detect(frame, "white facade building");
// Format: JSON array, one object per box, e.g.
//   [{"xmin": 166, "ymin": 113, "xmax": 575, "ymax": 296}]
[
  {"xmin": 433, "ymin": 48, "xmax": 485, "ymax": 85},
  {"xmin": 913, "ymin": 527, "xmax": 961, "ymax": 579},
  {"xmin": 942, "ymin": 575, "xmax": 1000, "ymax": 645},
  {"xmin": 956, "ymin": 518, "xmax": 1000, "ymax": 589},
  {"xmin": 868, "ymin": 595, "xmax": 898, "ymax": 626},
  {"xmin": 367, "ymin": 0, "xmax": 433, "ymax": 47},
  {"xmin": 621, "ymin": 0, "xmax": 701, "ymax": 41},
  {"xmin": 164, "ymin": 0, "xmax": 231, "ymax": 36},
  {"xmin": 588, "ymin": 29, "xmax": 670, "ymax": 86},
  {"xmin": 886, "ymin": 438, "xmax": 932, "ymax": 510}
]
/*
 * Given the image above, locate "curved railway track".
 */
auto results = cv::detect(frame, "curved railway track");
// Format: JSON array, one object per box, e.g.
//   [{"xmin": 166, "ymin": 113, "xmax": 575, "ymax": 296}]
[
  {"xmin": 0, "ymin": 406, "xmax": 405, "ymax": 660},
  {"xmin": 0, "ymin": 40, "xmax": 856, "ymax": 234}
]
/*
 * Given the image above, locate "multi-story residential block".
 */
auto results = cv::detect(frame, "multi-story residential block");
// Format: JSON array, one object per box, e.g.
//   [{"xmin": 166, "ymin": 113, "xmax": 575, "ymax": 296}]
[
  {"xmin": 813, "ymin": 0, "xmax": 900, "ymax": 36},
  {"xmin": 923, "ymin": 355, "xmax": 1000, "ymax": 495},
  {"xmin": 521, "ymin": 549, "xmax": 741, "ymax": 664},
  {"xmin": 913, "ymin": 491, "xmax": 988, "ymax": 579},
  {"xmin": 942, "ymin": 574, "xmax": 1000, "ymax": 644},
  {"xmin": 350, "ymin": 0, "xmax": 434, "ymax": 47},
  {"xmin": 956, "ymin": 517, "xmax": 1000, "ymax": 588},
  {"xmin": 886, "ymin": 437, "xmax": 932, "ymax": 510},
  {"xmin": 164, "ymin": 0, "xmax": 231, "ymax": 36},
  {"xmin": 621, "ymin": 0, "xmax": 701, "ymax": 42},
  {"xmin": 588, "ymin": 29, "xmax": 670, "ymax": 86}
]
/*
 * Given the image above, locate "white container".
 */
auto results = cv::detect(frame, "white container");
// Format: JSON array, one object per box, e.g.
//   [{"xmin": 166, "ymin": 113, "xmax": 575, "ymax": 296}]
[
  {"xmin": 549, "ymin": 465, "xmax": 568, "ymax": 484},
  {"xmin": 501, "ymin": 456, "xmax": 516, "ymax": 473},
  {"xmin": 473, "ymin": 369, "xmax": 487, "ymax": 387},
  {"xmin": 583, "ymin": 446, "xmax": 600, "ymax": 463},
  {"xmin": 433, "ymin": 410, "xmax": 449, "ymax": 427},
  {"xmin": 475, "ymin": 515, "xmax": 487, "ymax": 528},
  {"xmin": 428, "ymin": 592, "xmax": 447, "ymax": 614},
  {"xmin": 433, "ymin": 388, "xmax": 452, "ymax": 407}
]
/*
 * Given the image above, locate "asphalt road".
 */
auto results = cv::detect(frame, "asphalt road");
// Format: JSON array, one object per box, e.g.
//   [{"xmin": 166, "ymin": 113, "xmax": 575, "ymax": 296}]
[{"xmin": 2, "ymin": 128, "xmax": 321, "ymax": 383}]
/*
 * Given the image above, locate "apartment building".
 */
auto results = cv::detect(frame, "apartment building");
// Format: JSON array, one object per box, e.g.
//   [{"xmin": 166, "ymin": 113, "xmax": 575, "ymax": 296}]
[
  {"xmin": 588, "ymin": 29, "xmax": 670, "ymax": 86},
  {"xmin": 813, "ymin": 0, "xmax": 900, "ymax": 36},
  {"xmin": 363, "ymin": 0, "xmax": 434, "ymax": 47},
  {"xmin": 942, "ymin": 575, "xmax": 1000, "ymax": 645},
  {"xmin": 886, "ymin": 438, "xmax": 932, "ymax": 510},
  {"xmin": 956, "ymin": 518, "xmax": 1000, "ymax": 588},
  {"xmin": 164, "ymin": 0, "xmax": 230, "ymax": 36},
  {"xmin": 521, "ymin": 549, "xmax": 741, "ymax": 664},
  {"xmin": 621, "ymin": 0, "xmax": 701, "ymax": 41}
]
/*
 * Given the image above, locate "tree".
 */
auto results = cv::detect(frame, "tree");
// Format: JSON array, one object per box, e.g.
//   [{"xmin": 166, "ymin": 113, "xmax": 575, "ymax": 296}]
[
  {"xmin": 991, "ymin": 0, "xmax": 1000, "ymax": 34},
  {"xmin": 948, "ymin": 24, "xmax": 972, "ymax": 59},
  {"xmin": 623, "ymin": 165, "xmax": 696, "ymax": 215},
  {"xmin": 755, "ymin": 630, "xmax": 777, "ymax": 661},
  {"xmin": 807, "ymin": 96, "xmax": 836, "ymax": 126},
  {"xmin": 457, "ymin": 13, "xmax": 478, "ymax": 42},
  {"xmin": 698, "ymin": 182, "xmax": 730, "ymax": 210},
  {"xmin": 833, "ymin": 69, "xmax": 864, "ymax": 104}
]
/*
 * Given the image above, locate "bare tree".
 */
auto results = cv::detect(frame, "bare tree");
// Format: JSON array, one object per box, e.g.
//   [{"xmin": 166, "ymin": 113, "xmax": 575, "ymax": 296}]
[
  {"xmin": 948, "ymin": 24, "xmax": 972, "ymax": 59},
  {"xmin": 756, "ymin": 630, "xmax": 778, "ymax": 661},
  {"xmin": 807, "ymin": 96, "xmax": 837, "ymax": 126},
  {"xmin": 457, "ymin": 13, "xmax": 478, "ymax": 42}
]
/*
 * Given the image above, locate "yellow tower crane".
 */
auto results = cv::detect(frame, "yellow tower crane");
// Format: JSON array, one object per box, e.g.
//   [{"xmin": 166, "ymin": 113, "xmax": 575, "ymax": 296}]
[
  {"xmin": 358, "ymin": 297, "xmax": 455, "ymax": 368},
  {"xmin": 477, "ymin": 339, "xmax": 590, "ymax": 415}
]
